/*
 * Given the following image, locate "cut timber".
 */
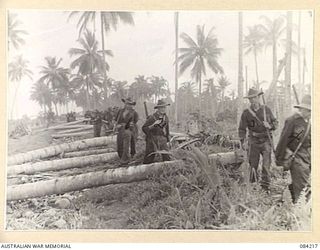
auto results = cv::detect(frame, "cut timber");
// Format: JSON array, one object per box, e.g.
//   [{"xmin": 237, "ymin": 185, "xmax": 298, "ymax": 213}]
[
  {"xmin": 56, "ymin": 126, "xmax": 93, "ymax": 134},
  {"xmin": 52, "ymin": 125, "xmax": 93, "ymax": 131},
  {"xmin": 51, "ymin": 131, "xmax": 92, "ymax": 138},
  {"xmin": 47, "ymin": 119, "xmax": 89, "ymax": 130},
  {"xmin": 7, "ymin": 160, "xmax": 182, "ymax": 201},
  {"xmin": 63, "ymin": 148, "xmax": 115, "ymax": 158},
  {"xmin": 6, "ymin": 151, "xmax": 243, "ymax": 200},
  {"xmin": 7, "ymin": 153, "xmax": 118, "ymax": 175},
  {"xmin": 208, "ymin": 151, "xmax": 244, "ymax": 166},
  {"xmin": 7, "ymin": 135, "xmax": 117, "ymax": 166}
]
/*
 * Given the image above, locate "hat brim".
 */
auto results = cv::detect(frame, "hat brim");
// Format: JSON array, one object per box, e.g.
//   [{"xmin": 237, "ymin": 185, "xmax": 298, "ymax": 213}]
[
  {"xmin": 244, "ymin": 92, "xmax": 264, "ymax": 99},
  {"xmin": 154, "ymin": 104, "xmax": 170, "ymax": 109},
  {"xmin": 121, "ymin": 99, "xmax": 136, "ymax": 105},
  {"xmin": 294, "ymin": 104, "xmax": 311, "ymax": 110}
]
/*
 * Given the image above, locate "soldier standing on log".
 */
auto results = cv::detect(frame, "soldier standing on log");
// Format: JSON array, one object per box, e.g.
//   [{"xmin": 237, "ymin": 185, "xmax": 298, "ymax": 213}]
[
  {"xmin": 275, "ymin": 95, "xmax": 311, "ymax": 203},
  {"xmin": 142, "ymin": 99, "xmax": 171, "ymax": 164},
  {"xmin": 115, "ymin": 98, "xmax": 139, "ymax": 166},
  {"xmin": 238, "ymin": 88, "xmax": 278, "ymax": 192},
  {"xmin": 92, "ymin": 109, "xmax": 102, "ymax": 137}
]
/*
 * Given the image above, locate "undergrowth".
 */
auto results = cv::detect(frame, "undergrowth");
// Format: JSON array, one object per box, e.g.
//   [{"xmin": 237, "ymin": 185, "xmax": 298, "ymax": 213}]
[{"xmin": 126, "ymin": 148, "xmax": 311, "ymax": 230}]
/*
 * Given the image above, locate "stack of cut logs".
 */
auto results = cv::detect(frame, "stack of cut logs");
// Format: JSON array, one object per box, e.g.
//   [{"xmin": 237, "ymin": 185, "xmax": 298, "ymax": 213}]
[
  {"xmin": 48, "ymin": 119, "xmax": 93, "ymax": 139},
  {"xmin": 7, "ymin": 135, "xmax": 244, "ymax": 202}
]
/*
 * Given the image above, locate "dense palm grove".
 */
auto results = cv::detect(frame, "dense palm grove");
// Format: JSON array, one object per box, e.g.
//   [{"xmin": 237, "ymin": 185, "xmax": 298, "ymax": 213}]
[{"xmin": 8, "ymin": 11, "xmax": 310, "ymax": 129}]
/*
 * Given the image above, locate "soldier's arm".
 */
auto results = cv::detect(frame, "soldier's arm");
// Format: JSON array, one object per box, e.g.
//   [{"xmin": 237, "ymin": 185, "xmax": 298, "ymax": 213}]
[
  {"xmin": 166, "ymin": 117, "xmax": 170, "ymax": 142},
  {"xmin": 275, "ymin": 118, "xmax": 294, "ymax": 165},
  {"xmin": 133, "ymin": 111, "xmax": 139, "ymax": 124},
  {"xmin": 238, "ymin": 111, "xmax": 248, "ymax": 143},
  {"xmin": 142, "ymin": 116, "xmax": 155, "ymax": 135}
]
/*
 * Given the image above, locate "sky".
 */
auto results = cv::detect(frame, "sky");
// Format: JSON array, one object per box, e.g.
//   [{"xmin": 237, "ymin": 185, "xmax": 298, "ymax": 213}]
[{"xmin": 7, "ymin": 10, "xmax": 314, "ymax": 119}]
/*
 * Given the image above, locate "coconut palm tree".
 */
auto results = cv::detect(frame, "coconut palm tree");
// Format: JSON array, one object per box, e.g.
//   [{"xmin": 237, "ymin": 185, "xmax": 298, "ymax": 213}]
[
  {"xmin": 217, "ymin": 75, "xmax": 231, "ymax": 112},
  {"xmin": 258, "ymin": 15, "xmax": 285, "ymax": 84},
  {"xmin": 149, "ymin": 76, "xmax": 169, "ymax": 103},
  {"xmin": 128, "ymin": 75, "xmax": 152, "ymax": 103},
  {"xmin": 69, "ymin": 30, "xmax": 112, "ymax": 109},
  {"xmin": 174, "ymin": 12, "xmax": 179, "ymax": 123},
  {"xmin": 178, "ymin": 81, "xmax": 197, "ymax": 115},
  {"xmin": 68, "ymin": 11, "xmax": 97, "ymax": 37},
  {"xmin": 8, "ymin": 55, "xmax": 33, "ymax": 119},
  {"xmin": 8, "ymin": 13, "xmax": 28, "ymax": 51},
  {"xmin": 69, "ymin": 30, "xmax": 113, "ymax": 75},
  {"xmin": 178, "ymin": 25, "xmax": 224, "ymax": 110},
  {"xmin": 30, "ymin": 81, "xmax": 52, "ymax": 113},
  {"xmin": 70, "ymin": 73, "xmax": 103, "ymax": 110},
  {"xmin": 110, "ymin": 80, "xmax": 128, "ymax": 103},
  {"xmin": 38, "ymin": 57, "xmax": 69, "ymax": 89},
  {"xmin": 68, "ymin": 11, "xmax": 134, "ymax": 75},
  {"xmin": 243, "ymin": 25, "xmax": 264, "ymax": 89}
]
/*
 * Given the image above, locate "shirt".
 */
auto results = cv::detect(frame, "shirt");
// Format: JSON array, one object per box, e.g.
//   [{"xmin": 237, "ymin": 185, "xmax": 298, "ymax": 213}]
[
  {"xmin": 275, "ymin": 112, "xmax": 311, "ymax": 164},
  {"xmin": 238, "ymin": 104, "xmax": 278, "ymax": 140},
  {"xmin": 142, "ymin": 112, "xmax": 170, "ymax": 142}
]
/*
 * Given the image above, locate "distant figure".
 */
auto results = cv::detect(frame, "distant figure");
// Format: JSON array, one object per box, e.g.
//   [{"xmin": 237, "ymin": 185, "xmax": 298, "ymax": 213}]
[
  {"xmin": 101, "ymin": 108, "xmax": 114, "ymax": 136},
  {"xmin": 92, "ymin": 110, "xmax": 102, "ymax": 137},
  {"xmin": 238, "ymin": 88, "xmax": 278, "ymax": 192},
  {"xmin": 142, "ymin": 99, "xmax": 171, "ymax": 164},
  {"xmin": 115, "ymin": 98, "xmax": 139, "ymax": 166},
  {"xmin": 275, "ymin": 95, "xmax": 311, "ymax": 203}
]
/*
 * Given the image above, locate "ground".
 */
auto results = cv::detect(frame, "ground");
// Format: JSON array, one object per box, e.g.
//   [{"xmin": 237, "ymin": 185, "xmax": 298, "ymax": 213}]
[{"xmin": 6, "ymin": 125, "xmax": 311, "ymax": 230}]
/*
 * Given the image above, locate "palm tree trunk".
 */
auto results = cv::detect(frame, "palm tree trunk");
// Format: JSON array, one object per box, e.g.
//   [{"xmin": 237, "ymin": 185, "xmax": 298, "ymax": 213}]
[
  {"xmin": 8, "ymin": 135, "xmax": 117, "ymax": 166},
  {"xmin": 174, "ymin": 12, "xmax": 179, "ymax": 124},
  {"xmin": 285, "ymin": 11, "xmax": 293, "ymax": 114},
  {"xmin": 54, "ymin": 103, "xmax": 59, "ymax": 116},
  {"xmin": 7, "ymin": 151, "xmax": 243, "ymax": 201},
  {"xmin": 86, "ymin": 80, "xmax": 90, "ymax": 110},
  {"xmin": 272, "ymin": 39, "xmax": 278, "ymax": 113},
  {"xmin": 100, "ymin": 12, "xmax": 106, "ymax": 76},
  {"xmin": 237, "ymin": 12, "xmax": 243, "ymax": 124},
  {"xmin": 254, "ymin": 49, "xmax": 259, "ymax": 89},
  {"xmin": 298, "ymin": 11, "xmax": 301, "ymax": 93},
  {"xmin": 199, "ymin": 73, "xmax": 202, "ymax": 111},
  {"xmin": 8, "ymin": 152, "xmax": 118, "ymax": 176},
  {"xmin": 10, "ymin": 81, "xmax": 20, "ymax": 120}
]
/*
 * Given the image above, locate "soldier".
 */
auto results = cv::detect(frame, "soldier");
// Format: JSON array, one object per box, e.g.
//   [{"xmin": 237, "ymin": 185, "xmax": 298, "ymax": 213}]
[
  {"xmin": 238, "ymin": 88, "xmax": 278, "ymax": 191},
  {"xmin": 275, "ymin": 95, "xmax": 311, "ymax": 203},
  {"xmin": 92, "ymin": 110, "xmax": 102, "ymax": 137},
  {"xmin": 142, "ymin": 99, "xmax": 171, "ymax": 164},
  {"xmin": 115, "ymin": 98, "xmax": 139, "ymax": 166}
]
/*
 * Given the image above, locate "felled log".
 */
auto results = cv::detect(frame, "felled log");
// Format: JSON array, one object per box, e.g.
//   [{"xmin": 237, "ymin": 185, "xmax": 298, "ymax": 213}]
[
  {"xmin": 6, "ymin": 151, "xmax": 243, "ymax": 201},
  {"xmin": 47, "ymin": 119, "xmax": 88, "ymax": 130},
  {"xmin": 52, "ymin": 125, "xmax": 93, "ymax": 131},
  {"xmin": 7, "ymin": 160, "xmax": 181, "ymax": 201},
  {"xmin": 63, "ymin": 148, "xmax": 115, "ymax": 158},
  {"xmin": 52, "ymin": 131, "xmax": 92, "ymax": 138},
  {"xmin": 7, "ymin": 135, "xmax": 117, "ymax": 166},
  {"xmin": 56, "ymin": 126, "xmax": 93, "ymax": 134},
  {"xmin": 7, "ymin": 152, "xmax": 118, "ymax": 175}
]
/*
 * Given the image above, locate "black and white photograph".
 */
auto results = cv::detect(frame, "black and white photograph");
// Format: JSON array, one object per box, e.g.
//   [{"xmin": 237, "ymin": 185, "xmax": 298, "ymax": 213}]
[{"xmin": 6, "ymin": 10, "xmax": 313, "ymax": 231}]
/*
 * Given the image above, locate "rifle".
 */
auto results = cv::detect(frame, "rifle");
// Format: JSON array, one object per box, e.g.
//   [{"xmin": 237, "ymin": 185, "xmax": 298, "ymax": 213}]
[
  {"xmin": 292, "ymin": 85, "xmax": 300, "ymax": 105},
  {"xmin": 143, "ymin": 101, "xmax": 149, "ymax": 118},
  {"xmin": 260, "ymin": 90, "xmax": 276, "ymax": 154}
]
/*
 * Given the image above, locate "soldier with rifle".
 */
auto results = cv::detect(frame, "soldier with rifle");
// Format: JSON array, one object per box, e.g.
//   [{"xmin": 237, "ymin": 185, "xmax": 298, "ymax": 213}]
[
  {"xmin": 238, "ymin": 88, "xmax": 278, "ymax": 192},
  {"xmin": 114, "ymin": 98, "xmax": 139, "ymax": 166},
  {"xmin": 275, "ymin": 94, "xmax": 311, "ymax": 203},
  {"xmin": 92, "ymin": 109, "xmax": 103, "ymax": 137},
  {"xmin": 142, "ymin": 99, "xmax": 171, "ymax": 164}
]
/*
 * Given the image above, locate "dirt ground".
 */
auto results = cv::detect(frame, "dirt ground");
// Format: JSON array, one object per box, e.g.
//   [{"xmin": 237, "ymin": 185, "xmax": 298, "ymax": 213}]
[{"xmin": 6, "ymin": 127, "xmax": 144, "ymax": 230}]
